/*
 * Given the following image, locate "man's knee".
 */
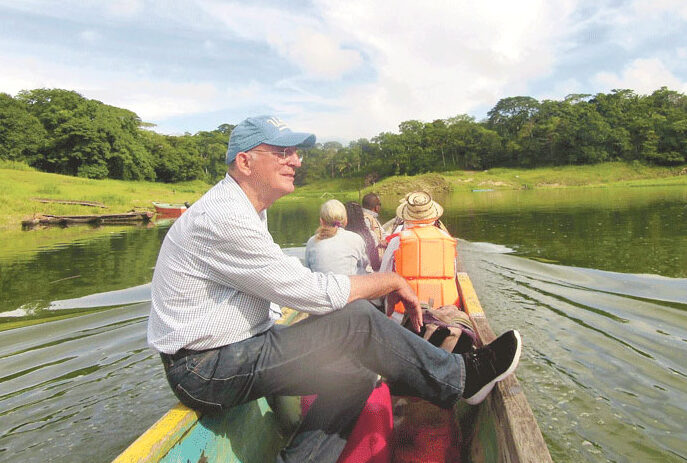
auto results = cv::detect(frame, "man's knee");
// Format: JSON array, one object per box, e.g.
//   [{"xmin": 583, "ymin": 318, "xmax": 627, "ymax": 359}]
[{"xmin": 337, "ymin": 299, "xmax": 388, "ymax": 327}]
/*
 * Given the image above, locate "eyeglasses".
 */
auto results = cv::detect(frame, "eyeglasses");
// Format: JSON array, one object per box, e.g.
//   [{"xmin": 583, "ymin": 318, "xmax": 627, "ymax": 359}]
[{"xmin": 252, "ymin": 147, "xmax": 303, "ymax": 163}]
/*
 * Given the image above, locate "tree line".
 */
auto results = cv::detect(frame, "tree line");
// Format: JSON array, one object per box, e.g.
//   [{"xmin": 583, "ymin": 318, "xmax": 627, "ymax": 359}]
[
  {"xmin": 0, "ymin": 89, "xmax": 232, "ymax": 183},
  {"xmin": 1, "ymin": 87, "xmax": 685, "ymax": 186},
  {"xmin": 297, "ymin": 88, "xmax": 687, "ymax": 185}
]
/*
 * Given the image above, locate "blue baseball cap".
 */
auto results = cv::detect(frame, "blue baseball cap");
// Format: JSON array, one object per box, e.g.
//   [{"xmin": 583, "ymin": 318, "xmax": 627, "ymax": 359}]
[{"xmin": 226, "ymin": 115, "xmax": 316, "ymax": 164}]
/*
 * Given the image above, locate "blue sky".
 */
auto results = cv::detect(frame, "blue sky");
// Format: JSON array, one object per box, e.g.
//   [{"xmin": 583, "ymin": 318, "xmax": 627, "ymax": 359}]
[{"xmin": 1, "ymin": 0, "xmax": 686, "ymax": 143}]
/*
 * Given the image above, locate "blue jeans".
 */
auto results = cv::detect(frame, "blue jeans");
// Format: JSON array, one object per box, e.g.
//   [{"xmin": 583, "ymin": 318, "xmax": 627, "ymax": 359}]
[{"xmin": 162, "ymin": 300, "xmax": 465, "ymax": 463}]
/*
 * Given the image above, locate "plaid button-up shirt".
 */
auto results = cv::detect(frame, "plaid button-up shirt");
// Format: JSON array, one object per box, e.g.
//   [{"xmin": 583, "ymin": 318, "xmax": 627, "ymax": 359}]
[{"xmin": 148, "ymin": 175, "xmax": 351, "ymax": 354}]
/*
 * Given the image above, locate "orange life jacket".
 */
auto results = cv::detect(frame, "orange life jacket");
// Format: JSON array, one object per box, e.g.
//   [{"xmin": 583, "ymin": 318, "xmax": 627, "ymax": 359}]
[{"xmin": 393, "ymin": 226, "xmax": 458, "ymax": 313}]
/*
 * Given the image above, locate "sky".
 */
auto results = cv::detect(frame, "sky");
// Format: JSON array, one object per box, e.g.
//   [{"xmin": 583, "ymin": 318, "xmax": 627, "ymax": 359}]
[{"xmin": 1, "ymin": 0, "xmax": 686, "ymax": 143}]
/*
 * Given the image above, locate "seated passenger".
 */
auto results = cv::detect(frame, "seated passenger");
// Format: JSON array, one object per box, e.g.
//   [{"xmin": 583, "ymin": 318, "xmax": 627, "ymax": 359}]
[
  {"xmin": 361, "ymin": 193, "xmax": 389, "ymax": 263},
  {"xmin": 305, "ymin": 199, "xmax": 371, "ymax": 275},
  {"xmin": 381, "ymin": 191, "xmax": 457, "ymax": 319},
  {"xmin": 380, "ymin": 191, "xmax": 450, "ymax": 273},
  {"xmin": 344, "ymin": 201, "xmax": 382, "ymax": 271}
]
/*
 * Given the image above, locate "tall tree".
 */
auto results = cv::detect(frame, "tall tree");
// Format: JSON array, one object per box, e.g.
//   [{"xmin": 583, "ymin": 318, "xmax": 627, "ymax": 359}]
[
  {"xmin": 0, "ymin": 93, "xmax": 46, "ymax": 164},
  {"xmin": 486, "ymin": 96, "xmax": 541, "ymax": 139}
]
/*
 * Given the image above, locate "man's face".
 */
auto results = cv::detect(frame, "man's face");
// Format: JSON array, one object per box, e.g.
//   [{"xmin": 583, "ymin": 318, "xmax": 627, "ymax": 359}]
[{"xmin": 249, "ymin": 144, "xmax": 301, "ymax": 200}]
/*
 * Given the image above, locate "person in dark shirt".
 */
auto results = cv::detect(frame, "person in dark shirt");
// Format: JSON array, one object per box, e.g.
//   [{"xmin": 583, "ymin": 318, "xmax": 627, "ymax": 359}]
[{"xmin": 345, "ymin": 201, "xmax": 382, "ymax": 271}]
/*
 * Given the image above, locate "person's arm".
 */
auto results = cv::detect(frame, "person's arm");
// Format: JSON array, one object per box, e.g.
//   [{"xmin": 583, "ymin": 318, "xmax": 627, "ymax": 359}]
[
  {"xmin": 304, "ymin": 237, "xmax": 314, "ymax": 270},
  {"xmin": 348, "ymin": 272, "xmax": 422, "ymax": 332},
  {"xmin": 377, "ymin": 218, "xmax": 390, "ymax": 240},
  {"xmin": 379, "ymin": 236, "xmax": 399, "ymax": 273},
  {"xmin": 364, "ymin": 216, "xmax": 373, "ymax": 229},
  {"xmin": 355, "ymin": 236, "xmax": 372, "ymax": 274}
]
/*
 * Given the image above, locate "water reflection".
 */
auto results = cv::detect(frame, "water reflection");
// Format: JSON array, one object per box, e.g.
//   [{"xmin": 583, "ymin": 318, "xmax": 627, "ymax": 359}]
[{"xmin": 1, "ymin": 226, "xmax": 169, "ymax": 320}]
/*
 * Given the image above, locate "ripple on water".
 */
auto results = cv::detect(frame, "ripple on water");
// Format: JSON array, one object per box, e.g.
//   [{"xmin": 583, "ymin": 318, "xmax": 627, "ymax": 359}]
[
  {"xmin": 460, "ymin": 241, "xmax": 687, "ymax": 463},
  {"xmin": 0, "ymin": 301, "xmax": 176, "ymax": 462}
]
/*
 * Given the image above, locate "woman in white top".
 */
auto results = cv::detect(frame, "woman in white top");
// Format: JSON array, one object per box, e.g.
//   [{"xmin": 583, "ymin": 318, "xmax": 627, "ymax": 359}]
[{"xmin": 305, "ymin": 199, "xmax": 371, "ymax": 275}]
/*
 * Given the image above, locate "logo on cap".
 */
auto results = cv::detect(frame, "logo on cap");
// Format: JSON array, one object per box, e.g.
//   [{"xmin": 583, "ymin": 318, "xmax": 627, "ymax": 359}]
[{"xmin": 266, "ymin": 117, "xmax": 288, "ymax": 131}]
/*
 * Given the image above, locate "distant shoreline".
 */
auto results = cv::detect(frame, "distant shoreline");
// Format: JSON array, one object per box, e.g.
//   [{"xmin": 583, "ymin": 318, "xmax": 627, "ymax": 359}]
[
  {"xmin": 2, "ymin": 161, "xmax": 686, "ymax": 230},
  {"xmin": 291, "ymin": 161, "xmax": 687, "ymax": 199}
]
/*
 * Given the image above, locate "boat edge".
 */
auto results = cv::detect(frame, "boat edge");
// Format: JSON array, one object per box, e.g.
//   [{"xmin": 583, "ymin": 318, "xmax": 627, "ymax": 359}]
[{"xmin": 456, "ymin": 271, "xmax": 553, "ymax": 463}]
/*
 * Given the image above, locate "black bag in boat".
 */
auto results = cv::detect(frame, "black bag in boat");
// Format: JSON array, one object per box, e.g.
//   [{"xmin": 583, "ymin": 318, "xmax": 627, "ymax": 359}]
[{"xmin": 402, "ymin": 304, "xmax": 477, "ymax": 354}]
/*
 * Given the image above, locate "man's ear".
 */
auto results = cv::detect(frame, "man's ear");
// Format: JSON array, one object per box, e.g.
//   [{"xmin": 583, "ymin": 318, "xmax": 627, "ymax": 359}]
[{"xmin": 233, "ymin": 151, "xmax": 253, "ymax": 175}]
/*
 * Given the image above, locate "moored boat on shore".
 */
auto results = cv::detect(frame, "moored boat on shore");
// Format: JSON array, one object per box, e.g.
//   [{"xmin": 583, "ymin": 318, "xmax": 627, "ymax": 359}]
[{"xmin": 152, "ymin": 202, "xmax": 188, "ymax": 218}]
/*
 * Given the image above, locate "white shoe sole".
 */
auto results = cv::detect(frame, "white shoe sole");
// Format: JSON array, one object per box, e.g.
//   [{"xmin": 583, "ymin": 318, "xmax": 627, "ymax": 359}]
[{"xmin": 464, "ymin": 330, "xmax": 522, "ymax": 405}]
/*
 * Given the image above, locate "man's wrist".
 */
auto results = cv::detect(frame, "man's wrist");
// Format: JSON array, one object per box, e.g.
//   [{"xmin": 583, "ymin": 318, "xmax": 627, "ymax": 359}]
[{"xmin": 390, "ymin": 272, "xmax": 406, "ymax": 291}]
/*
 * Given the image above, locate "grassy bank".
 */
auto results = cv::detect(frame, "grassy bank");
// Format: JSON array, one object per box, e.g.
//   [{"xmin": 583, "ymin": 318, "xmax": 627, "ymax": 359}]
[
  {"xmin": 294, "ymin": 162, "xmax": 687, "ymax": 199},
  {"xmin": 441, "ymin": 162, "xmax": 687, "ymax": 191},
  {"xmin": 0, "ymin": 162, "xmax": 211, "ymax": 232},
  {"xmin": 2, "ymin": 161, "xmax": 686, "ymax": 230}
]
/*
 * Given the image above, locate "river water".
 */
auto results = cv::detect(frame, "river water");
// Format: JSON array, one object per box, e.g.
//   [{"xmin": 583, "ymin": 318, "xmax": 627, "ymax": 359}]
[{"xmin": 1, "ymin": 185, "xmax": 686, "ymax": 462}]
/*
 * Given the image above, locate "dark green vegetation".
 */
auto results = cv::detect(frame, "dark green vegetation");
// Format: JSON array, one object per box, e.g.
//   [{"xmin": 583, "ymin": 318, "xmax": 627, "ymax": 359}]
[
  {"xmin": 298, "ymin": 88, "xmax": 687, "ymax": 185},
  {"xmin": 0, "ymin": 89, "xmax": 232, "ymax": 183},
  {"xmin": 1, "ymin": 87, "xmax": 686, "ymax": 186}
]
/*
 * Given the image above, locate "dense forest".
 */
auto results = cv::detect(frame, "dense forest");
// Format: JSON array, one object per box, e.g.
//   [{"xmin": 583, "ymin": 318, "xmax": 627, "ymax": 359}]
[
  {"xmin": 1, "ymin": 87, "xmax": 685, "ymax": 186},
  {"xmin": 0, "ymin": 89, "xmax": 231, "ymax": 183}
]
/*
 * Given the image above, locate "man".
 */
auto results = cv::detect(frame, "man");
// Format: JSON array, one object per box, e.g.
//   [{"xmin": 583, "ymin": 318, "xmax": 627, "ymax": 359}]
[
  {"xmin": 148, "ymin": 115, "xmax": 522, "ymax": 463},
  {"xmin": 361, "ymin": 193, "xmax": 388, "ymax": 264}
]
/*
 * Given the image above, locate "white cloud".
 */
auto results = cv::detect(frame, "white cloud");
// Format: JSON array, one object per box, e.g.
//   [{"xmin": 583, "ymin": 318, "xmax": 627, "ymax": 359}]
[
  {"xmin": 203, "ymin": 39, "xmax": 216, "ymax": 52},
  {"xmin": 105, "ymin": 0, "xmax": 144, "ymax": 18},
  {"xmin": 0, "ymin": 52, "xmax": 230, "ymax": 122},
  {"xmin": 631, "ymin": 0, "xmax": 687, "ymax": 21},
  {"xmin": 2, "ymin": 0, "xmax": 686, "ymax": 140},
  {"xmin": 593, "ymin": 58, "xmax": 687, "ymax": 95},
  {"xmin": 269, "ymin": 29, "xmax": 363, "ymax": 79},
  {"xmin": 539, "ymin": 78, "xmax": 586, "ymax": 102},
  {"xmin": 198, "ymin": 1, "xmax": 363, "ymax": 79},
  {"xmin": 586, "ymin": 0, "xmax": 687, "ymax": 52},
  {"xmin": 283, "ymin": 0, "xmax": 580, "ymax": 139},
  {"xmin": 79, "ymin": 30, "xmax": 100, "ymax": 44}
]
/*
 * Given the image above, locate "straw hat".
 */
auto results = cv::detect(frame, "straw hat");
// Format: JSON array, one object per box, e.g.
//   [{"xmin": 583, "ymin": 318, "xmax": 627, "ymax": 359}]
[{"xmin": 396, "ymin": 191, "xmax": 444, "ymax": 222}]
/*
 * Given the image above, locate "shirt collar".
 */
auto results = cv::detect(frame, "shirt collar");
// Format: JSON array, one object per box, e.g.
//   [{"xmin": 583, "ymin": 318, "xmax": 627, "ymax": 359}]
[
  {"xmin": 223, "ymin": 173, "xmax": 267, "ymax": 223},
  {"xmin": 362, "ymin": 208, "xmax": 378, "ymax": 218}
]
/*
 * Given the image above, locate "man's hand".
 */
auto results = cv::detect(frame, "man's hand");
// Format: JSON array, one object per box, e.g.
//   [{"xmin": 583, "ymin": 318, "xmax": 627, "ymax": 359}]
[
  {"xmin": 348, "ymin": 272, "xmax": 422, "ymax": 332},
  {"xmin": 386, "ymin": 284, "xmax": 422, "ymax": 332}
]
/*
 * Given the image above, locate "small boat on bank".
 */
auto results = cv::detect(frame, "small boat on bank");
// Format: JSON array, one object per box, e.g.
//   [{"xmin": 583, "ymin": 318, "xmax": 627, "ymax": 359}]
[
  {"xmin": 114, "ymin": 260, "xmax": 551, "ymax": 462},
  {"xmin": 152, "ymin": 202, "xmax": 189, "ymax": 218}
]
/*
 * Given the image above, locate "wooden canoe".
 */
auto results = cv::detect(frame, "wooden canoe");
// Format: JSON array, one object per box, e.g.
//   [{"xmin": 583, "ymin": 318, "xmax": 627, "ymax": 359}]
[
  {"xmin": 114, "ymin": 272, "xmax": 551, "ymax": 463},
  {"xmin": 21, "ymin": 212, "xmax": 153, "ymax": 229}
]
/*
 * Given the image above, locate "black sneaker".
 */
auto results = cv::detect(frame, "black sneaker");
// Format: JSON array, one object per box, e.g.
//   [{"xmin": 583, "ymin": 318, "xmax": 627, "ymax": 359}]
[{"xmin": 461, "ymin": 330, "xmax": 521, "ymax": 405}]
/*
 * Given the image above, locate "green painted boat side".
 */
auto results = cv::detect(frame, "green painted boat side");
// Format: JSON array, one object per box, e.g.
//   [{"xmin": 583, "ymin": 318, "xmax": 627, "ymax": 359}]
[{"xmin": 158, "ymin": 398, "xmax": 292, "ymax": 463}]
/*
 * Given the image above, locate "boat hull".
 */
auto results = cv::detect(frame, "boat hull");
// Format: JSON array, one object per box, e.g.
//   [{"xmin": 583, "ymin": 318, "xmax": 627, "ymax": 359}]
[{"xmin": 152, "ymin": 202, "xmax": 187, "ymax": 218}]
